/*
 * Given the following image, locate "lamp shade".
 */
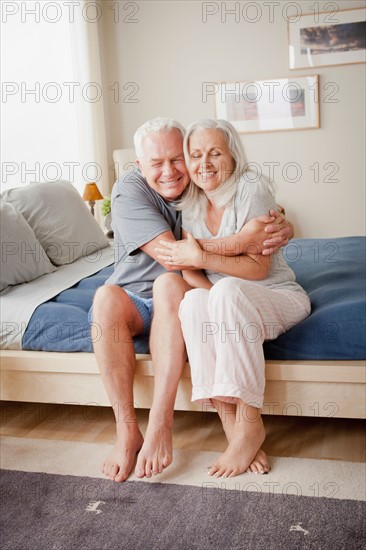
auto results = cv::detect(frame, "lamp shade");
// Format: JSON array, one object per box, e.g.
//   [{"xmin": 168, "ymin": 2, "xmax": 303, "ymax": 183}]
[{"xmin": 82, "ymin": 183, "xmax": 103, "ymax": 201}]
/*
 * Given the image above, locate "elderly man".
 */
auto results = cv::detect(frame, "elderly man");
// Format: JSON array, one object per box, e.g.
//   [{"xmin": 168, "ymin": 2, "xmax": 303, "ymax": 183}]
[{"xmin": 92, "ymin": 118, "xmax": 291, "ymax": 483}]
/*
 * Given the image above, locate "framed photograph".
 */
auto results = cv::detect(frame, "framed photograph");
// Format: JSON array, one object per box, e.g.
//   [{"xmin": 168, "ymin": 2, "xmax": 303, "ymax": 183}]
[
  {"xmin": 288, "ymin": 7, "xmax": 366, "ymax": 69},
  {"xmin": 215, "ymin": 75, "xmax": 319, "ymax": 134}
]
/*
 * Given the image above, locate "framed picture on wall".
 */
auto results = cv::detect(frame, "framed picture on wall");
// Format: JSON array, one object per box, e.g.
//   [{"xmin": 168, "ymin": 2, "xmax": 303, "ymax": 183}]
[
  {"xmin": 288, "ymin": 7, "xmax": 366, "ymax": 69},
  {"xmin": 214, "ymin": 75, "xmax": 319, "ymax": 134}
]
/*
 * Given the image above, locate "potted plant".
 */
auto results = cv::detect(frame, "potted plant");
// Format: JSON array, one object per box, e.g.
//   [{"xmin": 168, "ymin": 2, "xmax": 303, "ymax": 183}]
[{"xmin": 101, "ymin": 196, "xmax": 113, "ymax": 238}]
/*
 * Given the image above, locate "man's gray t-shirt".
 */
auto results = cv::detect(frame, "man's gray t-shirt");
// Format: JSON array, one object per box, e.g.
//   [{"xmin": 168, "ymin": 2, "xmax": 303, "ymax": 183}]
[{"xmin": 105, "ymin": 169, "xmax": 181, "ymax": 298}]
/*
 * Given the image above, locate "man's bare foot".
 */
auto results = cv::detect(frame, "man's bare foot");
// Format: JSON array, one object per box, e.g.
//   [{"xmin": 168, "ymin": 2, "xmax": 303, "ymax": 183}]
[
  {"xmin": 101, "ymin": 429, "xmax": 143, "ymax": 483},
  {"xmin": 135, "ymin": 420, "xmax": 173, "ymax": 478},
  {"xmin": 208, "ymin": 417, "xmax": 265, "ymax": 478},
  {"xmin": 247, "ymin": 449, "xmax": 270, "ymax": 474}
]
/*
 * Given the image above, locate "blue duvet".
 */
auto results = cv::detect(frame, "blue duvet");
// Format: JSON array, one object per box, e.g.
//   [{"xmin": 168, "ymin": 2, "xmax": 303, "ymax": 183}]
[{"xmin": 23, "ymin": 237, "xmax": 366, "ymax": 360}]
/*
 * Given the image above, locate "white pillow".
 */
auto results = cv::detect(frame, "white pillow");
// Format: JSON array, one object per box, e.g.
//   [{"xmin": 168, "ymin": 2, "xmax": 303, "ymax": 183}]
[
  {"xmin": 1, "ymin": 181, "xmax": 109, "ymax": 265},
  {"xmin": 0, "ymin": 200, "xmax": 56, "ymax": 292}
]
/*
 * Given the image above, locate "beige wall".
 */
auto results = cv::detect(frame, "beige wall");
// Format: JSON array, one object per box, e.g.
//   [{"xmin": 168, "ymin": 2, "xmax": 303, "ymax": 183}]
[{"xmin": 99, "ymin": 0, "xmax": 365, "ymax": 238}]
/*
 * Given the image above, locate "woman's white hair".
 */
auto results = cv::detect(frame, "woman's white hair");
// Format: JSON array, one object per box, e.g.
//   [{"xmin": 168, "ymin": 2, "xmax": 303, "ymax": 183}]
[
  {"xmin": 178, "ymin": 119, "xmax": 274, "ymax": 221},
  {"xmin": 134, "ymin": 118, "xmax": 186, "ymax": 160}
]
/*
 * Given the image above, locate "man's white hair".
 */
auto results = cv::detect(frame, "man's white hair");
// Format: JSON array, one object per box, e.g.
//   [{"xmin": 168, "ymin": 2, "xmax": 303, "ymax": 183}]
[{"xmin": 134, "ymin": 118, "xmax": 186, "ymax": 160}]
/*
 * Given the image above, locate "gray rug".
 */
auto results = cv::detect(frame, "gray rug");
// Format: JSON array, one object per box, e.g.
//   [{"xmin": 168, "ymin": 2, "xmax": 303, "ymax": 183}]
[{"xmin": 1, "ymin": 469, "xmax": 365, "ymax": 550}]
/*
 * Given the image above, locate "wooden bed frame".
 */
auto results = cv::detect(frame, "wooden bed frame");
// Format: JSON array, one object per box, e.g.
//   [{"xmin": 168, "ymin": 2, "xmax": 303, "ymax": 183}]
[{"xmin": 1, "ymin": 350, "xmax": 365, "ymax": 418}]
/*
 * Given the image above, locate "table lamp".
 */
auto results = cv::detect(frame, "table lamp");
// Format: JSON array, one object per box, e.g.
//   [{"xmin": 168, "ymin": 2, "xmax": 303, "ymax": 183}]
[{"xmin": 82, "ymin": 183, "xmax": 103, "ymax": 216}]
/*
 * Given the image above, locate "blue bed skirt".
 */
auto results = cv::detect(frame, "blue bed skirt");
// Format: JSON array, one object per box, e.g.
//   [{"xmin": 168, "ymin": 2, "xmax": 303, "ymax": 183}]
[{"xmin": 23, "ymin": 237, "xmax": 366, "ymax": 360}]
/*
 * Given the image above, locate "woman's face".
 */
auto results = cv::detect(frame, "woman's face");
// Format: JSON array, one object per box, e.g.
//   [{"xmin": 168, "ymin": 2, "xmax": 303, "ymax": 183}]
[{"xmin": 188, "ymin": 128, "xmax": 236, "ymax": 192}]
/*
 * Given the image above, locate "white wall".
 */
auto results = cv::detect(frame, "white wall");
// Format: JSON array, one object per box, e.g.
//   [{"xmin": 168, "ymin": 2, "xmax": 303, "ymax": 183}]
[{"xmin": 99, "ymin": 0, "xmax": 366, "ymax": 238}]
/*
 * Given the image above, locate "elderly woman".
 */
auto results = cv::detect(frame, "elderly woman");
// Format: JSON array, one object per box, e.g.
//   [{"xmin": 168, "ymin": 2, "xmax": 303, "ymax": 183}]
[{"xmin": 156, "ymin": 119, "xmax": 311, "ymax": 478}]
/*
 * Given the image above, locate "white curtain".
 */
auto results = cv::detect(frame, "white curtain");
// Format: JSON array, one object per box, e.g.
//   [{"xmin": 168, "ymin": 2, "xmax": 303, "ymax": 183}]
[
  {"xmin": 69, "ymin": 0, "xmax": 110, "ymax": 201},
  {"xmin": 1, "ymin": 0, "xmax": 110, "ymax": 221}
]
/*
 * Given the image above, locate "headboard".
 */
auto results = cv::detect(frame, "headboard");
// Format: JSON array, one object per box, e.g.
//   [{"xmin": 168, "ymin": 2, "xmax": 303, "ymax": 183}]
[{"xmin": 113, "ymin": 148, "xmax": 137, "ymax": 181}]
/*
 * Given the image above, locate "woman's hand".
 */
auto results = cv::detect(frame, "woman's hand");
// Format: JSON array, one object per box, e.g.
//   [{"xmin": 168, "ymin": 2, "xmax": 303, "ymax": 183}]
[{"xmin": 156, "ymin": 233, "xmax": 202, "ymax": 267}]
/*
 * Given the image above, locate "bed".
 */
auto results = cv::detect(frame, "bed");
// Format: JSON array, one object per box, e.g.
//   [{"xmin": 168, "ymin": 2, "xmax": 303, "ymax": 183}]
[{"xmin": 1, "ymin": 164, "xmax": 365, "ymax": 419}]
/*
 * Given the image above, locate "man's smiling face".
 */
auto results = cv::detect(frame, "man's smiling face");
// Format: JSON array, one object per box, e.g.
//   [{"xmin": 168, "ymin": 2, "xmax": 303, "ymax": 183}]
[{"xmin": 136, "ymin": 130, "xmax": 190, "ymax": 201}]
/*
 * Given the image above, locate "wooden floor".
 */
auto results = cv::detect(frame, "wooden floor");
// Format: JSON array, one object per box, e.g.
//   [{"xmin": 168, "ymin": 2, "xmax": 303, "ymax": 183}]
[{"xmin": 1, "ymin": 401, "xmax": 365, "ymax": 462}]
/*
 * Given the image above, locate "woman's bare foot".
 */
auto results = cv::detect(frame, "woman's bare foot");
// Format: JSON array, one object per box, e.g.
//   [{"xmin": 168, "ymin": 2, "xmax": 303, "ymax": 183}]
[
  {"xmin": 101, "ymin": 428, "xmax": 143, "ymax": 483},
  {"xmin": 135, "ymin": 420, "xmax": 173, "ymax": 478},
  {"xmin": 208, "ymin": 415, "xmax": 265, "ymax": 478},
  {"xmin": 212, "ymin": 399, "xmax": 270, "ymax": 475},
  {"xmin": 246, "ymin": 448, "xmax": 270, "ymax": 474}
]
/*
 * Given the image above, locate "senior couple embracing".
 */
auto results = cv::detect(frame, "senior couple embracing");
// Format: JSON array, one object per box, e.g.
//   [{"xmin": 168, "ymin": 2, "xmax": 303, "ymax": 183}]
[{"xmin": 90, "ymin": 117, "xmax": 310, "ymax": 482}]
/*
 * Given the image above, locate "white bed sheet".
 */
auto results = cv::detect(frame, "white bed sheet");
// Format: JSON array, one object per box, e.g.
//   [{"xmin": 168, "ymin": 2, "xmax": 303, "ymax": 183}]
[{"xmin": 0, "ymin": 245, "xmax": 114, "ymax": 350}]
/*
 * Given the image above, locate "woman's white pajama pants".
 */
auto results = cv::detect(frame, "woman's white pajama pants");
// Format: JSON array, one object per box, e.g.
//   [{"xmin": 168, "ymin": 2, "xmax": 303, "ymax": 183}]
[{"xmin": 178, "ymin": 277, "xmax": 311, "ymax": 409}]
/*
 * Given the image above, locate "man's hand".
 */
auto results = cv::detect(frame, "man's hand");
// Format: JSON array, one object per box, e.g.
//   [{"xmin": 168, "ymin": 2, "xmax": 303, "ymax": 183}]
[
  {"xmin": 241, "ymin": 210, "xmax": 293, "ymax": 256},
  {"xmin": 262, "ymin": 209, "xmax": 293, "ymax": 255},
  {"xmin": 156, "ymin": 233, "xmax": 202, "ymax": 267}
]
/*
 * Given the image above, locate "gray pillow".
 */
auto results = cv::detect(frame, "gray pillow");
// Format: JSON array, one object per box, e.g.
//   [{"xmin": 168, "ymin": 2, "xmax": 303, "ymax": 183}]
[
  {"xmin": 0, "ymin": 200, "xmax": 56, "ymax": 292},
  {"xmin": 2, "ymin": 181, "xmax": 109, "ymax": 265}
]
